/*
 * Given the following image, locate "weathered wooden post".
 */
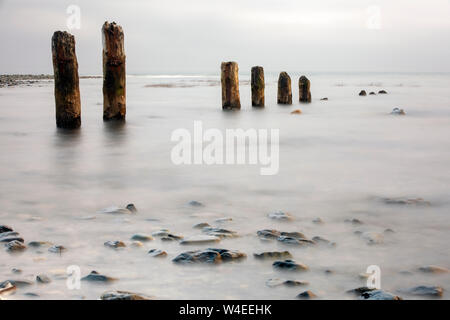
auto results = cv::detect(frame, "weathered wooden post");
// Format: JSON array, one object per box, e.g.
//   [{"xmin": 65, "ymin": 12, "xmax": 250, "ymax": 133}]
[
  {"xmin": 251, "ymin": 66, "xmax": 265, "ymax": 107},
  {"xmin": 298, "ymin": 75, "xmax": 311, "ymax": 103},
  {"xmin": 102, "ymin": 21, "xmax": 126, "ymax": 120},
  {"xmin": 277, "ymin": 72, "xmax": 292, "ymax": 104},
  {"xmin": 51, "ymin": 31, "xmax": 81, "ymax": 129},
  {"xmin": 221, "ymin": 61, "xmax": 241, "ymax": 110}
]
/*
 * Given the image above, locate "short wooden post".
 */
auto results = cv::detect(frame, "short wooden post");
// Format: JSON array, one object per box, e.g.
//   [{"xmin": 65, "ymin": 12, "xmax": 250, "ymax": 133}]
[
  {"xmin": 221, "ymin": 62, "xmax": 241, "ymax": 110},
  {"xmin": 251, "ymin": 66, "xmax": 265, "ymax": 107},
  {"xmin": 277, "ymin": 72, "xmax": 292, "ymax": 104},
  {"xmin": 298, "ymin": 75, "xmax": 311, "ymax": 103}
]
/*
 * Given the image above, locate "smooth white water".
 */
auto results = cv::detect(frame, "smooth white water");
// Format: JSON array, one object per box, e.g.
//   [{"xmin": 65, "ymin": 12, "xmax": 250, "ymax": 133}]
[{"xmin": 0, "ymin": 73, "xmax": 449, "ymax": 299}]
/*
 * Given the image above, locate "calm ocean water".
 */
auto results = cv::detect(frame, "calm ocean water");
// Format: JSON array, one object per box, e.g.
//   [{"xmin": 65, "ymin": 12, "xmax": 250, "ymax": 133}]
[{"xmin": 0, "ymin": 72, "xmax": 449, "ymax": 299}]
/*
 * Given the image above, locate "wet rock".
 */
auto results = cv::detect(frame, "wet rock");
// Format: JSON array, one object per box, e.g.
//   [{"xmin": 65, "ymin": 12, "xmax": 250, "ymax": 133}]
[
  {"xmin": 215, "ymin": 217, "xmax": 232, "ymax": 223},
  {"xmin": 1, "ymin": 279, "xmax": 33, "ymax": 288},
  {"xmin": 312, "ymin": 236, "xmax": 336, "ymax": 246},
  {"xmin": 297, "ymin": 290, "xmax": 317, "ymax": 299},
  {"xmin": 418, "ymin": 265, "xmax": 449, "ymax": 274},
  {"xmin": 369, "ymin": 92, "xmax": 376, "ymax": 95},
  {"xmin": 28, "ymin": 241, "xmax": 53, "ymax": 248},
  {"xmin": 290, "ymin": 109, "xmax": 302, "ymax": 115},
  {"xmin": 320, "ymin": 97, "xmax": 328, "ymax": 101},
  {"xmin": 254, "ymin": 251, "xmax": 292, "ymax": 260},
  {"xmin": 152, "ymin": 230, "xmax": 183, "ymax": 241},
  {"xmin": 100, "ymin": 290, "xmax": 152, "ymax": 300},
  {"xmin": 277, "ymin": 236, "xmax": 315, "ymax": 246},
  {"xmin": 202, "ymin": 227, "xmax": 237, "ymax": 238},
  {"xmin": 130, "ymin": 234, "xmax": 154, "ymax": 242},
  {"xmin": 188, "ymin": 200, "xmax": 204, "ymax": 207},
  {"xmin": 0, "ymin": 281, "xmax": 16, "ymax": 296},
  {"xmin": 0, "ymin": 231, "xmax": 24, "ymax": 243},
  {"xmin": 400, "ymin": 286, "xmax": 443, "ymax": 297},
  {"xmin": 180, "ymin": 235, "xmax": 221, "ymax": 245},
  {"xmin": 148, "ymin": 249, "xmax": 168, "ymax": 257},
  {"xmin": 126, "ymin": 204, "xmax": 137, "ymax": 213},
  {"xmin": 384, "ymin": 228, "xmax": 395, "ymax": 234},
  {"xmin": 11, "ymin": 268, "xmax": 22, "ymax": 274},
  {"xmin": 360, "ymin": 232, "xmax": 384, "ymax": 245},
  {"xmin": 359, "ymin": 90, "xmax": 367, "ymax": 96},
  {"xmin": 0, "ymin": 225, "xmax": 13, "ymax": 233},
  {"xmin": 273, "ymin": 260, "xmax": 309, "ymax": 272},
  {"xmin": 23, "ymin": 292, "xmax": 39, "ymax": 298},
  {"xmin": 193, "ymin": 222, "xmax": 210, "ymax": 229},
  {"xmin": 104, "ymin": 240, "xmax": 126, "ymax": 249},
  {"xmin": 266, "ymin": 278, "xmax": 308, "ymax": 288},
  {"xmin": 173, "ymin": 248, "xmax": 246, "ymax": 264},
  {"xmin": 312, "ymin": 217, "xmax": 324, "ymax": 224},
  {"xmin": 391, "ymin": 108, "xmax": 406, "ymax": 115},
  {"xmin": 361, "ymin": 290, "xmax": 402, "ymax": 300},
  {"xmin": 378, "ymin": 90, "xmax": 388, "ymax": 94},
  {"xmin": 130, "ymin": 241, "xmax": 144, "ymax": 248},
  {"xmin": 5, "ymin": 240, "xmax": 26, "ymax": 252},
  {"xmin": 268, "ymin": 211, "xmax": 293, "ymax": 221},
  {"xmin": 257, "ymin": 229, "xmax": 281, "ymax": 240},
  {"xmin": 36, "ymin": 275, "xmax": 51, "ymax": 284},
  {"xmin": 345, "ymin": 218, "xmax": 363, "ymax": 225},
  {"xmin": 81, "ymin": 271, "xmax": 117, "ymax": 283},
  {"xmin": 381, "ymin": 197, "xmax": 430, "ymax": 206},
  {"xmin": 48, "ymin": 245, "xmax": 67, "ymax": 253}
]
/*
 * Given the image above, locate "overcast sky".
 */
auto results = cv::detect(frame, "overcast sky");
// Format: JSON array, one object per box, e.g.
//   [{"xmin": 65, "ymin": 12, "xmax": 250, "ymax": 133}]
[{"xmin": 1, "ymin": 0, "xmax": 449, "ymax": 75}]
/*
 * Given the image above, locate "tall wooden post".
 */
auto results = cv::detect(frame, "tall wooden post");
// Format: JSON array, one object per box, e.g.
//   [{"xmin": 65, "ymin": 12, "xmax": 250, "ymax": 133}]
[
  {"xmin": 251, "ymin": 66, "xmax": 265, "ymax": 107},
  {"xmin": 102, "ymin": 22, "xmax": 126, "ymax": 120},
  {"xmin": 299, "ymin": 76, "xmax": 311, "ymax": 103},
  {"xmin": 221, "ymin": 62, "xmax": 241, "ymax": 110},
  {"xmin": 277, "ymin": 72, "xmax": 292, "ymax": 104},
  {"xmin": 51, "ymin": 31, "xmax": 81, "ymax": 129}
]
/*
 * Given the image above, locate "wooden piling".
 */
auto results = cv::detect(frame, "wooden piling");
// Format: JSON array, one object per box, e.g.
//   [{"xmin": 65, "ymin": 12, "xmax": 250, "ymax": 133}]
[
  {"xmin": 298, "ymin": 76, "xmax": 311, "ymax": 103},
  {"xmin": 51, "ymin": 31, "xmax": 81, "ymax": 129},
  {"xmin": 102, "ymin": 22, "xmax": 126, "ymax": 120},
  {"xmin": 277, "ymin": 72, "xmax": 292, "ymax": 104},
  {"xmin": 251, "ymin": 66, "xmax": 265, "ymax": 107},
  {"xmin": 221, "ymin": 62, "xmax": 241, "ymax": 110}
]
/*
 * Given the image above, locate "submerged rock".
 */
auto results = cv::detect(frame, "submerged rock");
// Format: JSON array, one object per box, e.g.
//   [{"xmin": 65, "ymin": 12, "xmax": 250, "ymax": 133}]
[
  {"xmin": 100, "ymin": 290, "xmax": 152, "ymax": 300},
  {"xmin": 188, "ymin": 200, "xmax": 204, "ymax": 207},
  {"xmin": 266, "ymin": 278, "xmax": 309, "ymax": 288},
  {"xmin": 130, "ymin": 234, "xmax": 154, "ymax": 242},
  {"xmin": 11, "ymin": 268, "xmax": 22, "ymax": 274},
  {"xmin": 0, "ymin": 281, "xmax": 16, "ymax": 296},
  {"xmin": 193, "ymin": 222, "xmax": 210, "ymax": 229},
  {"xmin": 81, "ymin": 271, "xmax": 117, "ymax": 283},
  {"xmin": 273, "ymin": 260, "xmax": 309, "ymax": 272},
  {"xmin": 173, "ymin": 248, "xmax": 246, "ymax": 264},
  {"xmin": 378, "ymin": 90, "xmax": 388, "ymax": 94},
  {"xmin": 312, "ymin": 217, "xmax": 324, "ymax": 224},
  {"xmin": 361, "ymin": 290, "xmax": 402, "ymax": 300},
  {"xmin": 5, "ymin": 240, "xmax": 26, "ymax": 252},
  {"xmin": 254, "ymin": 251, "xmax": 292, "ymax": 260},
  {"xmin": 381, "ymin": 197, "xmax": 430, "ymax": 206},
  {"xmin": 277, "ymin": 236, "xmax": 315, "ymax": 246},
  {"xmin": 104, "ymin": 240, "xmax": 126, "ymax": 249},
  {"xmin": 0, "ymin": 279, "xmax": 33, "ymax": 288},
  {"xmin": 359, "ymin": 90, "xmax": 367, "ymax": 96},
  {"xmin": 36, "ymin": 275, "xmax": 51, "ymax": 284},
  {"xmin": 360, "ymin": 232, "xmax": 384, "ymax": 245},
  {"xmin": 268, "ymin": 211, "xmax": 293, "ymax": 221},
  {"xmin": 369, "ymin": 92, "xmax": 376, "ymax": 95},
  {"xmin": 297, "ymin": 290, "xmax": 317, "ymax": 299},
  {"xmin": 48, "ymin": 245, "xmax": 67, "ymax": 253},
  {"xmin": 400, "ymin": 286, "xmax": 444, "ymax": 297},
  {"xmin": 126, "ymin": 204, "xmax": 137, "ymax": 213},
  {"xmin": 148, "ymin": 249, "xmax": 167, "ymax": 257},
  {"xmin": 28, "ymin": 241, "xmax": 53, "ymax": 248},
  {"xmin": 202, "ymin": 227, "xmax": 237, "ymax": 238},
  {"xmin": 257, "ymin": 229, "xmax": 281, "ymax": 240},
  {"xmin": 99, "ymin": 205, "xmax": 136, "ymax": 215},
  {"xmin": 312, "ymin": 236, "xmax": 336, "ymax": 247},
  {"xmin": 418, "ymin": 266, "xmax": 449, "ymax": 274},
  {"xmin": 152, "ymin": 230, "xmax": 183, "ymax": 241},
  {"xmin": 390, "ymin": 108, "xmax": 406, "ymax": 115},
  {"xmin": 345, "ymin": 218, "xmax": 363, "ymax": 225},
  {"xmin": 0, "ymin": 231, "xmax": 24, "ymax": 243},
  {"xmin": 180, "ymin": 235, "xmax": 221, "ymax": 245},
  {"xmin": 320, "ymin": 97, "xmax": 328, "ymax": 101}
]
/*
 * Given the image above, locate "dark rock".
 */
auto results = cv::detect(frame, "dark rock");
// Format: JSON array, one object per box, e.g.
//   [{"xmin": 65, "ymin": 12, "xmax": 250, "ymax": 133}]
[
  {"xmin": 188, "ymin": 200, "xmax": 204, "ymax": 207},
  {"xmin": 312, "ymin": 236, "xmax": 336, "ymax": 246},
  {"xmin": 273, "ymin": 260, "xmax": 309, "ymax": 272},
  {"xmin": 378, "ymin": 90, "xmax": 388, "ymax": 94},
  {"xmin": 126, "ymin": 204, "xmax": 137, "ymax": 212},
  {"xmin": 257, "ymin": 229, "xmax": 281, "ymax": 240},
  {"xmin": 152, "ymin": 230, "xmax": 183, "ymax": 241},
  {"xmin": 297, "ymin": 290, "xmax": 316, "ymax": 299},
  {"xmin": 81, "ymin": 271, "xmax": 117, "ymax": 283},
  {"xmin": 277, "ymin": 236, "xmax": 315, "ymax": 246},
  {"xmin": 130, "ymin": 234, "xmax": 154, "ymax": 242},
  {"xmin": 0, "ymin": 279, "xmax": 33, "ymax": 288},
  {"xmin": 347, "ymin": 286, "xmax": 375, "ymax": 295},
  {"xmin": 0, "ymin": 225, "xmax": 13, "ymax": 233},
  {"xmin": 280, "ymin": 231, "xmax": 306, "ymax": 239},
  {"xmin": 173, "ymin": 248, "xmax": 246, "ymax": 264},
  {"xmin": 361, "ymin": 290, "xmax": 402, "ymax": 300},
  {"xmin": 320, "ymin": 98, "xmax": 328, "ymax": 101},
  {"xmin": 418, "ymin": 266, "xmax": 449, "ymax": 274},
  {"xmin": 36, "ymin": 275, "xmax": 51, "ymax": 284},
  {"xmin": 180, "ymin": 235, "xmax": 220, "ymax": 245},
  {"xmin": 266, "ymin": 278, "xmax": 309, "ymax": 288},
  {"xmin": 11, "ymin": 268, "xmax": 22, "ymax": 274},
  {"xmin": 202, "ymin": 227, "xmax": 237, "ymax": 238},
  {"xmin": 384, "ymin": 228, "xmax": 395, "ymax": 234},
  {"xmin": 359, "ymin": 90, "xmax": 367, "ymax": 96},
  {"xmin": 48, "ymin": 245, "xmax": 67, "ymax": 253},
  {"xmin": 381, "ymin": 197, "xmax": 430, "ymax": 206},
  {"xmin": 345, "ymin": 218, "xmax": 363, "ymax": 225},
  {"xmin": 0, "ymin": 281, "xmax": 16, "ymax": 296},
  {"xmin": 104, "ymin": 240, "xmax": 126, "ymax": 249},
  {"xmin": 28, "ymin": 241, "xmax": 53, "ymax": 248},
  {"xmin": 313, "ymin": 218, "xmax": 324, "ymax": 224},
  {"xmin": 5, "ymin": 240, "xmax": 26, "ymax": 252},
  {"xmin": 148, "ymin": 249, "xmax": 167, "ymax": 257},
  {"xmin": 254, "ymin": 251, "xmax": 292, "ymax": 260},
  {"xmin": 369, "ymin": 92, "xmax": 376, "ymax": 95},
  {"xmin": 391, "ymin": 108, "xmax": 406, "ymax": 115},
  {"xmin": 100, "ymin": 290, "xmax": 152, "ymax": 300}
]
